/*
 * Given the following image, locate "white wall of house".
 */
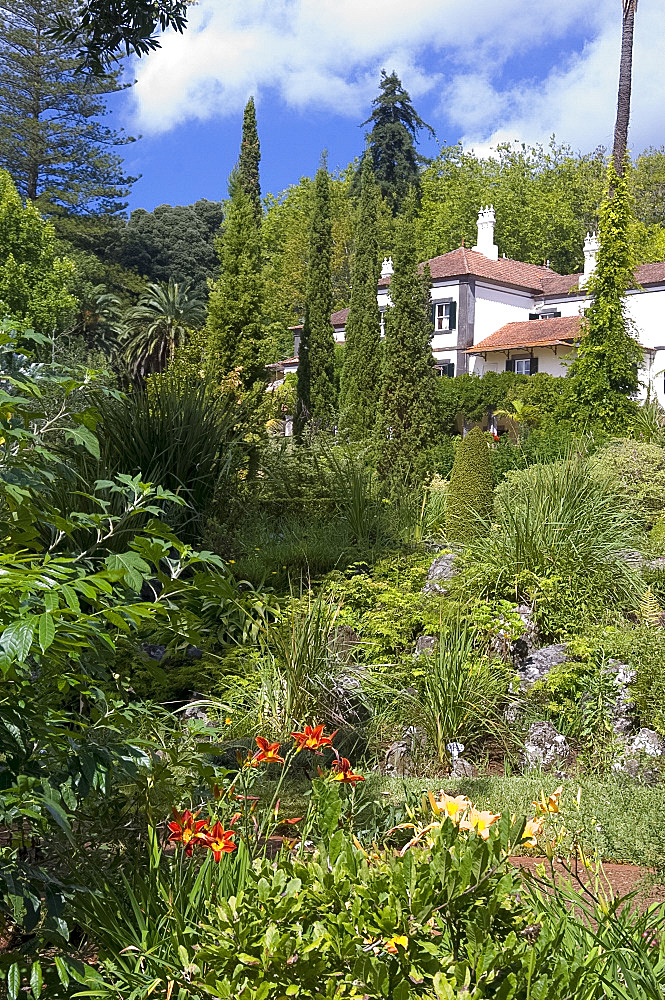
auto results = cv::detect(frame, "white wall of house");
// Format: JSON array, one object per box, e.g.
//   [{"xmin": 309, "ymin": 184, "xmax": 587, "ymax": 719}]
[
  {"xmin": 473, "ymin": 348, "xmax": 574, "ymax": 378},
  {"xmin": 474, "ymin": 284, "xmax": 533, "ymax": 342}
]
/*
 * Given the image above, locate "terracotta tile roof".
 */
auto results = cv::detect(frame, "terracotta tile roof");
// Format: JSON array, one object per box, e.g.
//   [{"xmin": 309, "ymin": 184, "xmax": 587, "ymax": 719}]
[
  {"xmin": 635, "ymin": 261, "xmax": 665, "ymax": 287},
  {"xmin": 540, "ymin": 262, "xmax": 665, "ymax": 298},
  {"xmin": 331, "ymin": 308, "xmax": 350, "ymax": 327},
  {"xmin": 467, "ymin": 315, "xmax": 582, "ymax": 354},
  {"xmin": 378, "ymin": 247, "xmax": 557, "ymax": 293}
]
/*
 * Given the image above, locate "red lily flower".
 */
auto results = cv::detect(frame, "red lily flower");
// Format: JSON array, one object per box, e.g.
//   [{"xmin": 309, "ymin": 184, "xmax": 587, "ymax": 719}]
[
  {"xmin": 168, "ymin": 808, "xmax": 209, "ymax": 855},
  {"xmin": 253, "ymin": 737, "xmax": 285, "ymax": 764},
  {"xmin": 291, "ymin": 723, "xmax": 337, "ymax": 753},
  {"xmin": 203, "ymin": 821, "xmax": 237, "ymax": 862},
  {"xmin": 331, "ymin": 758, "xmax": 365, "ymax": 784}
]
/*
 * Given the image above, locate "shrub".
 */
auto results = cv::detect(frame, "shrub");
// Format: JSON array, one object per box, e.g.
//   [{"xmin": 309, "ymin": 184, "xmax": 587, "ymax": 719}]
[
  {"xmin": 589, "ymin": 438, "xmax": 665, "ymax": 520},
  {"xmin": 445, "ymin": 426, "xmax": 494, "ymax": 543}
]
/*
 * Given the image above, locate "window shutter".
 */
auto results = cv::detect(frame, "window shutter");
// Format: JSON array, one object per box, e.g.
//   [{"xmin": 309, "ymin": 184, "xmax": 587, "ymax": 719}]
[
  {"xmin": 430, "ymin": 303, "xmax": 436, "ymax": 327},
  {"xmin": 448, "ymin": 302, "xmax": 457, "ymax": 330},
  {"xmin": 505, "ymin": 359, "xmax": 515, "ymax": 372},
  {"xmin": 530, "ymin": 356, "xmax": 539, "ymax": 374},
  {"xmin": 448, "ymin": 362, "xmax": 455, "ymax": 377},
  {"xmin": 551, "ymin": 311, "xmax": 561, "ymax": 318},
  {"xmin": 528, "ymin": 313, "xmax": 539, "ymax": 320}
]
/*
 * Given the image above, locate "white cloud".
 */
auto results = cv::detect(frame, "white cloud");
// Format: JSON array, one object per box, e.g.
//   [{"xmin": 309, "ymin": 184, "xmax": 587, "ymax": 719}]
[{"xmin": 131, "ymin": 0, "xmax": 665, "ymax": 156}]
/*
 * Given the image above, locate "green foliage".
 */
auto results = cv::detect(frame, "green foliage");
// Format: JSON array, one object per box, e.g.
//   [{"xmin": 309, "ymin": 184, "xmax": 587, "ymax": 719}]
[
  {"xmin": 238, "ymin": 97, "xmax": 262, "ymax": 225},
  {"xmin": 114, "ymin": 200, "xmax": 224, "ymax": 300},
  {"xmin": 296, "ymin": 165, "xmax": 337, "ymax": 433},
  {"xmin": 125, "ymin": 277, "xmax": 206, "ymax": 377},
  {"xmin": 445, "ymin": 427, "xmax": 494, "ymax": 544},
  {"xmin": 339, "ymin": 153, "xmax": 382, "ymax": 440},
  {"xmin": 589, "ymin": 438, "xmax": 665, "ymax": 519},
  {"xmin": 0, "ymin": 0, "xmax": 135, "ymax": 215},
  {"xmin": 0, "ymin": 170, "xmax": 75, "ymax": 334},
  {"xmin": 374, "ymin": 193, "xmax": 438, "ymax": 489},
  {"xmin": 206, "ymin": 184, "xmax": 264, "ymax": 392},
  {"xmin": 360, "ymin": 70, "xmax": 434, "ymax": 214},
  {"xmin": 568, "ymin": 161, "xmax": 643, "ymax": 430}
]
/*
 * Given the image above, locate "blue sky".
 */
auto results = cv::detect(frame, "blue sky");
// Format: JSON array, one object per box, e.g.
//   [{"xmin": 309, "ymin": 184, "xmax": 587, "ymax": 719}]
[{"xmin": 115, "ymin": 0, "xmax": 665, "ymax": 214}]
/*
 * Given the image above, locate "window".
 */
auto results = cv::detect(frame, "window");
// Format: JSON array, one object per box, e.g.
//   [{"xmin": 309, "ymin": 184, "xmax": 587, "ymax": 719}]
[
  {"xmin": 431, "ymin": 301, "xmax": 457, "ymax": 331},
  {"xmin": 435, "ymin": 361, "xmax": 455, "ymax": 377},
  {"xmin": 379, "ymin": 310, "xmax": 386, "ymax": 338},
  {"xmin": 528, "ymin": 310, "xmax": 561, "ymax": 320},
  {"xmin": 506, "ymin": 357, "xmax": 539, "ymax": 375}
]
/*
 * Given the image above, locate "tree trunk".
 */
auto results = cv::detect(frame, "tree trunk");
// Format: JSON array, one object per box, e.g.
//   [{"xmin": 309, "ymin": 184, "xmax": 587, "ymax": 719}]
[{"xmin": 612, "ymin": 0, "xmax": 638, "ymax": 176}]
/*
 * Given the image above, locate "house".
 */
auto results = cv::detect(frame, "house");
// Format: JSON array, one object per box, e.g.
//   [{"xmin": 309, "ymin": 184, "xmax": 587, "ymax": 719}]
[{"xmin": 269, "ymin": 206, "xmax": 665, "ymax": 404}]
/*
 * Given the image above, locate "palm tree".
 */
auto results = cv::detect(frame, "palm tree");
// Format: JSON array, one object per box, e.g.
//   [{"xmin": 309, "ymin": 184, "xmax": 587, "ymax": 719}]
[
  {"xmin": 68, "ymin": 284, "xmax": 126, "ymax": 355},
  {"xmin": 612, "ymin": 0, "xmax": 638, "ymax": 176},
  {"xmin": 125, "ymin": 278, "xmax": 205, "ymax": 378}
]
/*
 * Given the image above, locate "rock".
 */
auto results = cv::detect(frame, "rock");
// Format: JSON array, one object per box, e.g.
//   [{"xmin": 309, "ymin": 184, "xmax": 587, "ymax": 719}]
[
  {"xmin": 423, "ymin": 552, "xmax": 457, "ymax": 595},
  {"xmin": 182, "ymin": 701, "xmax": 213, "ymax": 725},
  {"xmin": 384, "ymin": 740, "xmax": 413, "ymax": 776},
  {"xmin": 322, "ymin": 666, "xmax": 371, "ymax": 727},
  {"xmin": 644, "ymin": 556, "xmax": 665, "ymax": 573},
  {"xmin": 186, "ymin": 645, "xmax": 203, "ymax": 660},
  {"xmin": 415, "ymin": 635, "xmax": 437, "ymax": 655},
  {"xmin": 616, "ymin": 548, "xmax": 644, "ymax": 568},
  {"xmin": 522, "ymin": 721, "xmax": 571, "ymax": 772},
  {"xmin": 613, "ymin": 728, "xmax": 665, "ymax": 785},
  {"xmin": 142, "ymin": 643, "xmax": 167, "ymax": 661},
  {"xmin": 627, "ymin": 727, "xmax": 665, "ymax": 757},
  {"xmin": 328, "ymin": 625, "xmax": 361, "ymax": 665},
  {"xmin": 518, "ymin": 644, "xmax": 568, "ymax": 689},
  {"xmin": 604, "ymin": 660, "xmax": 637, "ymax": 738},
  {"xmin": 450, "ymin": 757, "xmax": 477, "ymax": 778},
  {"xmin": 510, "ymin": 605, "xmax": 539, "ymax": 664}
]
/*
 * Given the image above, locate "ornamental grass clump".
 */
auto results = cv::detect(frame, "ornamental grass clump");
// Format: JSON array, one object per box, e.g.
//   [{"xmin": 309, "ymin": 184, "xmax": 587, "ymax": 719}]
[{"xmin": 445, "ymin": 426, "xmax": 494, "ymax": 544}]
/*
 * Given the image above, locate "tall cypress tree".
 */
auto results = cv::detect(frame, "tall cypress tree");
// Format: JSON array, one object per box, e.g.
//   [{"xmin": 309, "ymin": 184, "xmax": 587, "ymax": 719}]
[
  {"xmin": 375, "ymin": 190, "xmax": 438, "ymax": 488},
  {"xmin": 568, "ymin": 160, "xmax": 642, "ymax": 430},
  {"xmin": 238, "ymin": 97, "xmax": 261, "ymax": 225},
  {"xmin": 339, "ymin": 153, "xmax": 382, "ymax": 440},
  {"xmin": 0, "ymin": 0, "xmax": 136, "ymax": 218},
  {"xmin": 296, "ymin": 165, "xmax": 337, "ymax": 434},
  {"xmin": 360, "ymin": 70, "xmax": 434, "ymax": 215}
]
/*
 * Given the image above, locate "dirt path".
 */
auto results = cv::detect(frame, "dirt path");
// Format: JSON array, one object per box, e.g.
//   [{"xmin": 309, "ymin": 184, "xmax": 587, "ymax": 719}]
[{"xmin": 510, "ymin": 856, "xmax": 665, "ymax": 910}]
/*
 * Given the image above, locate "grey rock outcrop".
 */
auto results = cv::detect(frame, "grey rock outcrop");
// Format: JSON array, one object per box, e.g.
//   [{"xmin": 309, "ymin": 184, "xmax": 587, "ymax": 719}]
[
  {"xmin": 523, "ymin": 721, "xmax": 571, "ymax": 772},
  {"xmin": 415, "ymin": 635, "xmax": 437, "ymax": 655},
  {"xmin": 613, "ymin": 727, "xmax": 665, "ymax": 785},
  {"xmin": 518, "ymin": 644, "xmax": 568, "ymax": 689},
  {"xmin": 423, "ymin": 552, "xmax": 457, "ymax": 595},
  {"xmin": 605, "ymin": 660, "xmax": 637, "ymax": 738}
]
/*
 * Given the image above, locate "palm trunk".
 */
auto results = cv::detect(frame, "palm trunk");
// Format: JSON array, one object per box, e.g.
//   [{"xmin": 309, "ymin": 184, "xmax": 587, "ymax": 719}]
[{"xmin": 612, "ymin": 0, "xmax": 638, "ymax": 177}]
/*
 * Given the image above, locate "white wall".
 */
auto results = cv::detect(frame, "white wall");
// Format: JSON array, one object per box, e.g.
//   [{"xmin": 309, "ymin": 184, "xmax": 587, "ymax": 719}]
[
  {"xmin": 473, "ymin": 283, "xmax": 533, "ymax": 342},
  {"xmin": 472, "ymin": 347, "xmax": 574, "ymax": 378}
]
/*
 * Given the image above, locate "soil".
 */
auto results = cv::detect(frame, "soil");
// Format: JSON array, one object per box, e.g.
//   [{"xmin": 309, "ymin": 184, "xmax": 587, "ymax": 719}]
[{"xmin": 510, "ymin": 855, "xmax": 665, "ymax": 910}]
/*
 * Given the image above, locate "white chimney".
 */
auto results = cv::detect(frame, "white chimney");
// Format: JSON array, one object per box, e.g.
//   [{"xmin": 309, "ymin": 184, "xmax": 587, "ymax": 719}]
[
  {"xmin": 473, "ymin": 205, "xmax": 498, "ymax": 261},
  {"xmin": 380, "ymin": 257, "xmax": 393, "ymax": 279},
  {"xmin": 580, "ymin": 232, "xmax": 600, "ymax": 288}
]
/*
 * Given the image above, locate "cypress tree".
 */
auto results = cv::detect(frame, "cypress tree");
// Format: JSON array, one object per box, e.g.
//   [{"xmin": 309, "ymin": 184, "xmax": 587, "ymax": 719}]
[
  {"xmin": 568, "ymin": 160, "xmax": 642, "ymax": 430},
  {"xmin": 0, "ymin": 0, "xmax": 136, "ymax": 218},
  {"xmin": 238, "ymin": 97, "xmax": 261, "ymax": 225},
  {"xmin": 374, "ymin": 190, "xmax": 438, "ymax": 488},
  {"xmin": 445, "ymin": 427, "xmax": 494, "ymax": 544},
  {"xmin": 360, "ymin": 70, "xmax": 434, "ymax": 215},
  {"xmin": 339, "ymin": 153, "xmax": 382, "ymax": 440},
  {"xmin": 296, "ymin": 164, "xmax": 337, "ymax": 434},
  {"xmin": 205, "ymin": 181, "xmax": 263, "ymax": 391}
]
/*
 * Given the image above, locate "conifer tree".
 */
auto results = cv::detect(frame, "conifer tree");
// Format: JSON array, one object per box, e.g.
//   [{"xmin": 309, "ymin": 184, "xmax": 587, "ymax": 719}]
[
  {"xmin": 0, "ymin": 0, "xmax": 135, "ymax": 218},
  {"xmin": 238, "ymin": 97, "xmax": 261, "ymax": 225},
  {"xmin": 445, "ymin": 426, "xmax": 494, "ymax": 544},
  {"xmin": 360, "ymin": 70, "xmax": 434, "ymax": 215},
  {"xmin": 205, "ymin": 182, "xmax": 263, "ymax": 391},
  {"xmin": 568, "ymin": 160, "xmax": 642, "ymax": 430},
  {"xmin": 296, "ymin": 164, "xmax": 337, "ymax": 434},
  {"xmin": 339, "ymin": 154, "xmax": 382, "ymax": 440},
  {"xmin": 374, "ymin": 191, "xmax": 438, "ymax": 488}
]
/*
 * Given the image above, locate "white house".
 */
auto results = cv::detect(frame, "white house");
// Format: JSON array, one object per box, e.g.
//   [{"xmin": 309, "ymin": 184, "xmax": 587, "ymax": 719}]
[{"xmin": 269, "ymin": 206, "xmax": 665, "ymax": 405}]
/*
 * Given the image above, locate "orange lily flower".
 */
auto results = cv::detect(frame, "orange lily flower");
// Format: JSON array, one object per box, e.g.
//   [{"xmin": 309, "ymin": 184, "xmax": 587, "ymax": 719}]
[
  {"xmin": 291, "ymin": 723, "xmax": 337, "ymax": 753},
  {"xmin": 331, "ymin": 757, "xmax": 365, "ymax": 783},
  {"xmin": 521, "ymin": 816, "xmax": 544, "ymax": 847},
  {"xmin": 168, "ymin": 808, "xmax": 209, "ymax": 855},
  {"xmin": 203, "ymin": 821, "xmax": 237, "ymax": 861},
  {"xmin": 253, "ymin": 737, "xmax": 285, "ymax": 764},
  {"xmin": 428, "ymin": 790, "xmax": 471, "ymax": 824},
  {"xmin": 385, "ymin": 934, "xmax": 408, "ymax": 955},
  {"xmin": 459, "ymin": 808, "xmax": 500, "ymax": 840},
  {"xmin": 532, "ymin": 785, "xmax": 563, "ymax": 816}
]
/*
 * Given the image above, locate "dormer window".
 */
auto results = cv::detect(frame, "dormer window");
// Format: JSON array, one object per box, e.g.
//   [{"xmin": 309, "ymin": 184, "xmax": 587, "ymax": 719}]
[
  {"xmin": 528, "ymin": 309, "xmax": 561, "ymax": 320},
  {"xmin": 431, "ymin": 301, "xmax": 457, "ymax": 332}
]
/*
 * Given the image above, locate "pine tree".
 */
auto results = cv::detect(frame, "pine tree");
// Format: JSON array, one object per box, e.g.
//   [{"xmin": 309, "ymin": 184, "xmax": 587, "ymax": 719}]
[
  {"xmin": 360, "ymin": 70, "xmax": 434, "ymax": 215},
  {"xmin": 238, "ymin": 97, "xmax": 261, "ymax": 225},
  {"xmin": 296, "ymin": 165, "xmax": 337, "ymax": 434},
  {"xmin": 0, "ymin": 0, "xmax": 136, "ymax": 218},
  {"xmin": 568, "ymin": 160, "xmax": 642, "ymax": 430},
  {"xmin": 374, "ymin": 191, "xmax": 438, "ymax": 488},
  {"xmin": 205, "ymin": 183, "xmax": 263, "ymax": 391},
  {"xmin": 445, "ymin": 427, "xmax": 494, "ymax": 544},
  {"xmin": 339, "ymin": 154, "xmax": 382, "ymax": 440}
]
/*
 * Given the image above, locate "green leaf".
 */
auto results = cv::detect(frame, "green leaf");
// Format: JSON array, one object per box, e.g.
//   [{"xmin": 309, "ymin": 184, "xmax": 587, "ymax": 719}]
[
  {"xmin": 64, "ymin": 425, "xmax": 100, "ymax": 459},
  {"xmin": 38, "ymin": 612, "xmax": 55, "ymax": 652},
  {"xmin": 7, "ymin": 962, "xmax": 20, "ymax": 1000},
  {"xmin": 1, "ymin": 619, "xmax": 35, "ymax": 662},
  {"xmin": 105, "ymin": 551, "xmax": 151, "ymax": 592},
  {"xmin": 29, "ymin": 960, "xmax": 42, "ymax": 998},
  {"xmin": 53, "ymin": 956, "xmax": 70, "ymax": 987}
]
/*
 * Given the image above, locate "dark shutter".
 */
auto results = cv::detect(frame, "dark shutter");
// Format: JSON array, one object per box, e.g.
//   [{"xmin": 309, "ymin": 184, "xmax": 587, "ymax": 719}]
[
  {"xmin": 528, "ymin": 313, "xmax": 539, "ymax": 320},
  {"xmin": 430, "ymin": 303, "xmax": 436, "ymax": 327},
  {"xmin": 551, "ymin": 311, "xmax": 561, "ymax": 318},
  {"xmin": 529, "ymin": 356, "xmax": 539, "ymax": 374},
  {"xmin": 448, "ymin": 302, "xmax": 457, "ymax": 330},
  {"xmin": 446, "ymin": 362, "xmax": 455, "ymax": 377},
  {"xmin": 505, "ymin": 359, "xmax": 515, "ymax": 372}
]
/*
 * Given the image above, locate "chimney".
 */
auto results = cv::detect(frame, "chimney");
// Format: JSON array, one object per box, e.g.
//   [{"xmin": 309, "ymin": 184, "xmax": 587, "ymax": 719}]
[
  {"xmin": 380, "ymin": 257, "xmax": 393, "ymax": 279},
  {"xmin": 473, "ymin": 205, "xmax": 498, "ymax": 261},
  {"xmin": 580, "ymin": 232, "xmax": 600, "ymax": 288}
]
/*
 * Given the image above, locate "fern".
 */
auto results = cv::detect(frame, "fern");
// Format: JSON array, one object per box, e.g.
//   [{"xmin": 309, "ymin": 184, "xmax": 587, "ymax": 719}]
[{"xmin": 639, "ymin": 586, "xmax": 662, "ymax": 627}]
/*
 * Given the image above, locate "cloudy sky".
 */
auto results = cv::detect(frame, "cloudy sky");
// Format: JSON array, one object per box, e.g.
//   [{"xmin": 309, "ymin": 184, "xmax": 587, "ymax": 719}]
[{"xmin": 117, "ymin": 0, "xmax": 665, "ymax": 211}]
